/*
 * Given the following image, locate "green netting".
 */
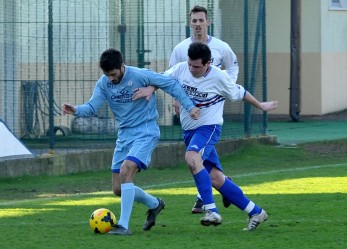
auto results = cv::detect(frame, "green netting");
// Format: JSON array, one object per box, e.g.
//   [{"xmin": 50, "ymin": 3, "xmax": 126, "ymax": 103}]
[{"xmin": 0, "ymin": 0, "xmax": 267, "ymax": 150}]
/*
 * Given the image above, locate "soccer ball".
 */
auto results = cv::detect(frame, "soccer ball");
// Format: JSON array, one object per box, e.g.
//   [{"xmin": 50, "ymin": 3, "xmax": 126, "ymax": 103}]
[{"xmin": 89, "ymin": 208, "xmax": 116, "ymax": 234}]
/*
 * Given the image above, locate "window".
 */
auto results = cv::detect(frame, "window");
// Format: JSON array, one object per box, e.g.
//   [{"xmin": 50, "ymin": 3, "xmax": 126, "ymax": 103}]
[{"xmin": 329, "ymin": 0, "xmax": 347, "ymax": 10}]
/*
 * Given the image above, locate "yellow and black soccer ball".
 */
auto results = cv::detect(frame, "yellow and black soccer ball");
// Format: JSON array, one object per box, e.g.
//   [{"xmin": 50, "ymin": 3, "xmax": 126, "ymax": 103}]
[{"xmin": 89, "ymin": 208, "xmax": 116, "ymax": 234}]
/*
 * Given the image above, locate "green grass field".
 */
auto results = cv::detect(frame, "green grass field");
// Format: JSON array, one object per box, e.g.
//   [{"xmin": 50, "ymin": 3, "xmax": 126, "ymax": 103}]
[{"xmin": 0, "ymin": 140, "xmax": 346, "ymax": 249}]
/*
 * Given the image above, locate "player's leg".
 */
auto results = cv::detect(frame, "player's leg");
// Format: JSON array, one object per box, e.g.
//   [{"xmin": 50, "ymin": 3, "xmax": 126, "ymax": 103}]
[
  {"xmin": 107, "ymin": 159, "xmax": 138, "ymax": 235},
  {"xmin": 191, "ymin": 161, "xmax": 217, "ymax": 215},
  {"xmin": 204, "ymin": 149, "xmax": 232, "ymax": 208},
  {"xmin": 108, "ymin": 123, "xmax": 164, "ymax": 235},
  {"xmin": 116, "ymin": 160, "xmax": 138, "ymax": 230},
  {"xmin": 212, "ymin": 168, "xmax": 267, "ymax": 231},
  {"xmin": 184, "ymin": 125, "xmax": 222, "ymax": 226},
  {"xmin": 128, "ymin": 121, "xmax": 165, "ymax": 231},
  {"xmin": 107, "ymin": 136, "xmax": 133, "ymax": 235},
  {"xmin": 192, "ymin": 156, "xmax": 231, "ymax": 214}
]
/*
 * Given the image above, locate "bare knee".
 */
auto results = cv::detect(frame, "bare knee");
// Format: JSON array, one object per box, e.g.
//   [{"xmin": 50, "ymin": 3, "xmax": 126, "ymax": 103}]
[
  {"xmin": 185, "ymin": 151, "xmax": 204, "ymax": 174},
  {"xmin": 210, "ymin": 168, "xmax": 225, "ymax": 189}
]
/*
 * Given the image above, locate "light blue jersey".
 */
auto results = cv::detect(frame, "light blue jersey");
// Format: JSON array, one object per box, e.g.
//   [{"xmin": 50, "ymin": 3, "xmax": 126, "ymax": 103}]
[
  {"xmin": 74, "ymin": 65, "xmax": 195, "ymax": 171},
  {"xmin": 75, "ymin": 65, "xmax": 195, "ymax": 129}
]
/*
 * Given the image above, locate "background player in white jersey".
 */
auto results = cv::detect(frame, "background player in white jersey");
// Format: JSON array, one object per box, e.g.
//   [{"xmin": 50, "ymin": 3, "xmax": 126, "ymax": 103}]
[
  {"xmin": 62, "ymin": 48, "xmax": 200, "ymax": 235},
  {"xmin": 170, "ymin": 5, "xmax": 238, "ymax": 81},
  {"xmin": 134, "ymin": 42, "xmax": 278, "ymax": 230},
  {"xmin": 171, "ymin": 5, "xmax": 239, "ymax": 213}
]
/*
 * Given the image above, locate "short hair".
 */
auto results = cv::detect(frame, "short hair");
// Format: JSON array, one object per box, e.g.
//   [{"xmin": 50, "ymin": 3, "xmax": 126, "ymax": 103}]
[
  {"xmin": 190, "ymin": 5, "xmax": 208, "ymax": 19},
  {"xmin": 99, "ymin": 48, "xmax": 123, "ymax": 72},
  {"xmin": 188, "ymin": 42, "xmax": 211, "ymax": 65}
]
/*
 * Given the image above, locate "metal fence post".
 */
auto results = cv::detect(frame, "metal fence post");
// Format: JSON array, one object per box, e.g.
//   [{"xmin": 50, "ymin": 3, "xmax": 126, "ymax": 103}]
[{"xmin": 48, "ymin": 0, "xmax": 55, "ymax": 152}]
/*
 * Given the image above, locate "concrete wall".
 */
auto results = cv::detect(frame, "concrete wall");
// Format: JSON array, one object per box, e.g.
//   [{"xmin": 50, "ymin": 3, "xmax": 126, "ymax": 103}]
[
  {"xmin": 266, "ymin": 0, "xmax": 291, "ymax": 115},
  {"xmin": 267, "ymin": 0, "xmax": 347, "ymax": 115},
  {"xmin": 301, "ymin": 0, "xmax": 323, "ymax": 115},
  {"xmin": 0, "ymin": 136, "xmax": 277, "ymax": 179},
  {"xmin": 320, "ymin": 0, "xmax": 347, "ymax": 113}
]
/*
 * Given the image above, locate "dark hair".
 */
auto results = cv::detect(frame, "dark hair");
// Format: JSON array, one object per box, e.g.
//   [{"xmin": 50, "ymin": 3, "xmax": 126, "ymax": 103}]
[
  {"xmin": 188, "ymin": 42, "xmax": 211, "ymax": 65},
  {"xmin": 99, "ymin": 48, "xmax": 123, "ymax": 72},
  {"xmin": 190, "ymin": 5, "xmax": 208, "ymax": 19}
]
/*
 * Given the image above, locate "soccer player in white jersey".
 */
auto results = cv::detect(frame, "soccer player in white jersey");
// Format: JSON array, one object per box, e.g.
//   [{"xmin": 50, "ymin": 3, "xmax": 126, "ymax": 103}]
[
  {"xmin": 171, "ymin": 5, "xmax": 239, "ymax": 213},
  {"xmin": 134, "ymin": 42, "xmax": 277, "ymax": 230},
  {"xmin": 170, "ymin": 5, "xmax": 238, "ymax": 82},
  {"xmin": 62, "ymin": 48, "xmax": 200, "ymax": 235}
]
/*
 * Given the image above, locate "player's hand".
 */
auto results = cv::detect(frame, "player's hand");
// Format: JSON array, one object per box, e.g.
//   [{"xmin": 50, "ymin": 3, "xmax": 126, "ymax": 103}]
[
  {"xmin": 172, "ymin": 99, "xmax": 180, "ymax": 117},
  {"xmin": 189, "ymin": 107, "xmax": 200, "ymax": 120},
  {"xmin": 62, "ymin": 104, "xmax": 76, "ymax": 115},
  {"xmin": 132, "ymin": 86, "xmax": 157, "ymax": 101},
  {"xmin": 259, "ymin": 101, "xmax": 278, "ymax": 112}
]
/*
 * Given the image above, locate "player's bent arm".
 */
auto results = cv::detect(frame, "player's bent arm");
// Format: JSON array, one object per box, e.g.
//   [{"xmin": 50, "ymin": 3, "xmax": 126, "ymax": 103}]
[
  {"xmin": 172, "ymin": 99, "xmax": 180, "ymax": 116},
  {"xmin": 189, "ymin": 107, "xmax": 200, "ymax": 120},
  {"xmin": 243, "ymin": 91, "xmax": 278, "ymax": 112},
  {"xmin": 132, "ymin": 86, "xmax": 157, "ymax": 101},
  {"xmin": 223, "ymin": 46, "xmax": 239, "ymax": 82},
  {"xmin": 133, "ymin": 85, "xmax": 186, "ymax": 111}
]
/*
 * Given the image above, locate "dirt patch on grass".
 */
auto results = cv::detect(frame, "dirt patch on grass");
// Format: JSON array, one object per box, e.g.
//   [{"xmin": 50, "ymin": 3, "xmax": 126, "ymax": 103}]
[{"xmin": 301, "ymin": 139, "xmax": 347, "ymax": 156}]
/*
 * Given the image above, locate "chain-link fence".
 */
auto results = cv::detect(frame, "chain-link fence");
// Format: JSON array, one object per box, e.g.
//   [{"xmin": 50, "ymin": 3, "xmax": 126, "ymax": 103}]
[{"xmin": 0, "ymin": 0, "xmax": 267, "ymax": 151}]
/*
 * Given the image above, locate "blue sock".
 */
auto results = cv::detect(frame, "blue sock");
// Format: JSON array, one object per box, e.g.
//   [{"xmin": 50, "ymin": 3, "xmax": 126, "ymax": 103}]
[
  {"xmin": 193, "ymin": 169, "xmax": 218, "ymax": 213},
  {"xmin": 134, "ymin": 186, "xmax": 159, "ymax": 209},
  {"xmin": 196, "ymin": 194, "xmax": 202, "ymax": 201},
  {"xmin": 117, "ymin": 183, "xmax": 135, "ymax": 229},
  {"xmin": 246, "ymin": 201, "xmax": 262, "ymax": 217},
  {"xmin": 218, "ymin": 178, "xmax": 261, "ymax": 216}
]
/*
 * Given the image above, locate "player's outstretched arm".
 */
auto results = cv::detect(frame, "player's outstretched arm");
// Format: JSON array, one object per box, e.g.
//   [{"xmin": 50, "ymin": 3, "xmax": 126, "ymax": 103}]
[
  {"xmin": 62, "ymin": 104, "xmax": 76, "ymax": 115},
  {"xmin": 258, "ymin": 101, "xmax": 278, "ymax": 112},
  {"xmin": 243, "ymin": 91, "xmax": 278, "ymax": 112}
]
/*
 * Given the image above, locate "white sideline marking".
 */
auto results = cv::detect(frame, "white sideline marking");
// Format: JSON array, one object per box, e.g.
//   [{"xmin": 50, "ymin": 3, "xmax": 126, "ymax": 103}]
[
  {"xmin": 0, "ymin": 163, "xmax": 346, "ymax": 206},
  {"xmin": 143, "ymin": 163, "xmax": 347, "ymax": 189}
]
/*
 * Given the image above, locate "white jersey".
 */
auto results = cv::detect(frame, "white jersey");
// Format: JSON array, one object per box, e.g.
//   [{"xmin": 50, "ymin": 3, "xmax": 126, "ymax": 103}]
[
  {"xmin": 169, "ymin": 36, "xmax": 239, "ymax": 82},
  {"xmin": 165, "ymin": 62, "xmax": 246, "ymax": 130}
]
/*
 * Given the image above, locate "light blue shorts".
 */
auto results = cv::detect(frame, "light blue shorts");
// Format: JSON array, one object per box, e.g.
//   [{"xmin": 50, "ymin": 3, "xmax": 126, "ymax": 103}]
[
  {"xmin": 183, "ymin": 124, "xmax": 223, "ymax": 173},
  {"xmin": 111, "ymin": 121, "xmax": 160, "ymax": 173}
]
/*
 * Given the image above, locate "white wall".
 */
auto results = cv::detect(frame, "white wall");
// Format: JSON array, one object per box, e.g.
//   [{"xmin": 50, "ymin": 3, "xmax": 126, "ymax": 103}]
[
  {"xmin": 320, "ymin": 0, "xmax": 347, "ymax": 113},
  {"xmin": 267, "ymin": 0, "xmax": 347, "ymax": 115}
]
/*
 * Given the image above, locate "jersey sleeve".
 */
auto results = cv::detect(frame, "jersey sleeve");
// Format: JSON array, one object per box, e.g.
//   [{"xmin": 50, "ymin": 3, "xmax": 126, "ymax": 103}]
[
  {"xmin": 169, "ymin": 39, "xmax": 190, "ymax": 68},
  {"xmin": 222, "ymin": 45, "xmax": 239, "ymax": 82},
  {"xmin": 217, "ymin": 69, "xmax": 245, "ymax": 102},
  {"xmin": 75, "ymin": 79, "xmax": 107, "ymax": 116}
]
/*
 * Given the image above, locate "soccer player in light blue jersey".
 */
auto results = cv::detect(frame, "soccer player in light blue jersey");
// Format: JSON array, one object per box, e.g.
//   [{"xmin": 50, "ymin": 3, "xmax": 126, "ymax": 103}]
[
  {"xmin": 134, "ymin": 42, "xmax": 277, "ymax": 231},
  {"xmin": 62, "ymin": 48, "xmax": 200, "ymax": 235}
]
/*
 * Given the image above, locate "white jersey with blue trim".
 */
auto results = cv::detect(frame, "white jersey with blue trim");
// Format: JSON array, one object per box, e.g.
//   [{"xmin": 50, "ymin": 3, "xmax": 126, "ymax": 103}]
[
  {"xmin": 169, "ymin": 36, "xmax": 239, "ymax": 82},
  {"xmin": 75, "ymin": 65, "xmax": 195, "ymax": 129},
  {"xmin": 165, "ymin": 62, "xmax": 246, "ymax": 130}
]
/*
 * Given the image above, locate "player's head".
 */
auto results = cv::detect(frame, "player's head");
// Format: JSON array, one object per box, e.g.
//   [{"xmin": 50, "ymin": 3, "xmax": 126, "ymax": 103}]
[
  {"xmin": 187, "ymin": 42, "xmax": 211, "ymax": 78},
  {"xmin": 99, "ymin": 48, "xmax": 125, "ymax": 84},
  {"xmin": 190, "ymin": 5, "xmax": 209, "ymax": 19},
  {"xmin": 189, "ymin": 6, "xmax": 210, "ymax": 36}
]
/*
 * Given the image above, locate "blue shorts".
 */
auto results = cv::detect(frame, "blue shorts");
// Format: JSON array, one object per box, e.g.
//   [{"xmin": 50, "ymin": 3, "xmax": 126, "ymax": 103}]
[
  {"xmin": 183, "ymin": 125, "xmax": 223, "ymax": 173},
  {"xmin": 111, "ymin": 121, "xmax": 160, "ymax": 173}
]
